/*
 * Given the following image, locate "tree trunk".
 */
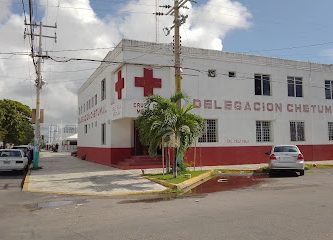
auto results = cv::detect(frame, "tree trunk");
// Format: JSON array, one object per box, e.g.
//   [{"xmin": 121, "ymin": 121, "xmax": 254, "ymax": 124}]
[
  {"xmin": 165, "ymin": 148, "xmax": 170, "ymax": 173},
  {"xmin": 173, "ymin": 148, "xmax": 178, "ymax": 178}
]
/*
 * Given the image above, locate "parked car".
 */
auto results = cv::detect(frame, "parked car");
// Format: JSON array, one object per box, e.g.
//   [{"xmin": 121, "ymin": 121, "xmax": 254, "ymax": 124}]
[
  {"xmin": 12, "ymin": 145, "xmax": 33, "ymax": 164},
  {"xmin": 266, "ymin": 145, "xmax": 305, "ymax": 176},
  {"xmin": 0, "ymin": 149, "xmax": 29, "ymax": 172}
]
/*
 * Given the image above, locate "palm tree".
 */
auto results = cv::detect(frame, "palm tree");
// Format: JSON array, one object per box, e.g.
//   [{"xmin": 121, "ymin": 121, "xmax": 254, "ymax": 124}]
[{"xmin": 136, "ymin": 92, "xmax": 204, "ymax": 177}]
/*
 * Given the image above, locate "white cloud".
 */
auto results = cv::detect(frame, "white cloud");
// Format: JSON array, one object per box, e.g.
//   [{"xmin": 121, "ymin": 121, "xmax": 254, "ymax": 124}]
[
  {"xmin": 0, "ymin": 0, "xmax": 251, "ymax": 128},
  {"xmin": 0, "ymin": 0, "xmax": 12, "ymax": 23}
]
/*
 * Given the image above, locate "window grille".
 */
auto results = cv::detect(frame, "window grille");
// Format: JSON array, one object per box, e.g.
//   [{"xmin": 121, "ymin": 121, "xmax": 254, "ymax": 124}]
[
  {"xmin": 325, "ymin": 80, "xmax": 333, "ymax": 99},
  {"xmin": 329, "ymin": 122, "xmax": 333, "ymax": 141},
  {"xmin": 101, "ymin": 123, "xmax": 106, "ymax": 145},
  {"xmin": 290, "ymin": 121, "xmax": 305, "ymax": 141},
  {"xmin": 288, "ymin": 76, "xmax": 303, "ymax": 97},
  {"xmin": 198, "ymin": 119, "xmax": 218, "ymax": 143},
  {"xmin": 256, "ymin": 121, "xmax": 271, "ymax": 142},
  {"xmin": 254, "ymin": 74, "xmax": 271, "ymax": 96},
  {"xmin": 101, "ymin": 79, "xmax": 106, "ymax": 101}
]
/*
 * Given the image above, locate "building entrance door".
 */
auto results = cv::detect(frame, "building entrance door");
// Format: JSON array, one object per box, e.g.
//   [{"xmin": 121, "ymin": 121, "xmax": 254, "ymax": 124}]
[
  {"xmin": 134, "ymin": 120, "xmax": 162, "ymax": 156},
  {"xmin": 134, "ymin": 121, "xmax": 147, "ymax": 155}
]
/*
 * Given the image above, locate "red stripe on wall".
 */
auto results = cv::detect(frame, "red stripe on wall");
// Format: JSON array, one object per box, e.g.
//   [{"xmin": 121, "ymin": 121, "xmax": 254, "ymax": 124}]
[
  {"xmin": 185, "ymin": 146, "xmax": 272, "ymax": 166},
  {"xmin": 77, "ymin": 144, "xmax": 333, "ymax": 167},
  {"xmin": 185, "ymin": 144, "xmax": 333, "ymax": 166},
  {"xmin": 77, "ymin": 147, "xmax": 132, "ymax": 166}
]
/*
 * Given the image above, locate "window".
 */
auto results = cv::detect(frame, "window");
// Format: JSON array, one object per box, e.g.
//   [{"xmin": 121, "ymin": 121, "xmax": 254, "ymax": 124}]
[
  {"xmin": 325, "ymin": 80, "xmax": 333, "ymax": 99},
  {"xmin": 256, "ymin": 121, "xmax": 271, "ymax": 142},
  {"xmin": 101, "ymin": 79, "xmax": 106, "ymax": 101},
  {"xmin": 84, "ymin": 124, "xmax": 87, "ymax": 134},
  {"xmin": 329, "ymin": 122, "xmax": 333, "ymax": 141},
  {"xmin": 274, "ymin": 146, "xmax": 298, "ymax": 153},
  {"xmin": 255, "ymin": 74, "xmax": 271, "ymax": 96},
  {"xmin": 228, "ymin": 71, "xmax": 236, "ymax": 78},
  {"xmin": 95, "ymin": 94, "xmax": 97, "ymax": 105},
  {"xmin": 198, "ymin": 119, "xmax": 218, "ymax": 143},
  {"xmin": 290, "ymin": 121, "xmax": 305, "ymax": 141},
  {"xmin": 64, "ymin": 126, "xmax": 76, "ymax": 134},
  {"xmin": 101, "ymin": 123, "xmax": 106, "ymax": 145},
  {"xmin": 288, "ymin": 76, "xmax": 303, "ymax": 97},
  {"xmin": 91, "ymin": 97, "xmax": 94, "ymax": 107},
  {"xmin": 83, "ymin": 103, "xmax": 85, "ymax": 112}
]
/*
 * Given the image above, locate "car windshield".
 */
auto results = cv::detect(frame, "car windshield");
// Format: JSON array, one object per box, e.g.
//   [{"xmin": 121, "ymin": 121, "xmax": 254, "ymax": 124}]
[
  {"xmin": 274, "ymin": 146, "xmax": 298, "ymax": 153},
  {"xmin": 0, "ymin": 151, "xmax": 22, "ymax": 157}
]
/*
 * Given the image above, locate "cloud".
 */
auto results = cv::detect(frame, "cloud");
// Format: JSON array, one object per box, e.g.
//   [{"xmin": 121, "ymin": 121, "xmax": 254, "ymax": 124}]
[
  {"xmin": 0, "ymin": 0, "xmax": 12, "ymax": 23},
  {"xmin": 0, "ymin": 0, "xmax": 251, "ymax": 128},
  {"xmin": 183, "ymin": 0, "xmax": 252, "ymax": 49}
]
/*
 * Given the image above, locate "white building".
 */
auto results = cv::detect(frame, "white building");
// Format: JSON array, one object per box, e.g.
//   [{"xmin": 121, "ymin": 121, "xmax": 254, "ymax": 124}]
[
  {"xmin": 77, "ymin": 39, "xmax": 333, "ymax": 167},
  {"xmin": 47, "ymin": 124, "xmax": 77, "ymax": 152}
]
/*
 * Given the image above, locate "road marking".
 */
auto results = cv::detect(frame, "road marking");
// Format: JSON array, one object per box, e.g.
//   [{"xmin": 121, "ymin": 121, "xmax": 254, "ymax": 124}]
[{"xmin": 22, "ymin": 173, "xmax": 30, "ymax": 192}]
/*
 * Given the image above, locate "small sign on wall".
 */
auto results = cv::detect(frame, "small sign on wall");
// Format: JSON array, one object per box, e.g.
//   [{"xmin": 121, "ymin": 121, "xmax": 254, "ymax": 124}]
[{"xmin": 31, "ymin": 109, "xmax": 44, "ymax": 123}]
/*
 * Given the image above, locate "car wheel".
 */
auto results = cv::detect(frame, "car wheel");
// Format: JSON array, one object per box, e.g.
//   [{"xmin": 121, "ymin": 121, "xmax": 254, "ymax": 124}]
[{"xmin": 299, "ymin": 170, "xmax": 305, "ymax": 176}]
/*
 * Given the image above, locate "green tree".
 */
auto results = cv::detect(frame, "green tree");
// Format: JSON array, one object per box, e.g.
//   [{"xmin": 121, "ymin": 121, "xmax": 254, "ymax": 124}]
[
  {"xmin": 0, "ymin": 99, "xmax": 34, "ymax": 146},
  {"xmin": 136, "ymin": 92, "xmax": 204, "ymax": 177}
]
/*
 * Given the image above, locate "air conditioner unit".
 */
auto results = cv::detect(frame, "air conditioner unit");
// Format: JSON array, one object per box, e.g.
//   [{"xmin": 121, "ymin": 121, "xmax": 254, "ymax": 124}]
[{"xmin": 208, "ymin": 69, "xmax": 216, "ymax": 77}]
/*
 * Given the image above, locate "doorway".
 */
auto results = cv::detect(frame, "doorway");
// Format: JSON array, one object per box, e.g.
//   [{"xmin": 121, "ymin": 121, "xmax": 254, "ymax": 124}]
[{"xmin": 134, "ymin": 120, "xmax": 147, "ymax": 156}]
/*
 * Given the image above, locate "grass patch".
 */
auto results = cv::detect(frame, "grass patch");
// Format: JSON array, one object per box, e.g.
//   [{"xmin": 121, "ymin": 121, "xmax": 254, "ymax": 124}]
[{"xmin": 145, "ymin": 170, "xmax": 208, "ymax": 185}]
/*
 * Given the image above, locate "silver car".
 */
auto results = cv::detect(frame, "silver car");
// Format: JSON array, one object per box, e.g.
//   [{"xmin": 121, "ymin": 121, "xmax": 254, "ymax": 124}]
[
  {"xmin": 0, "ymin": 149, "xmax": 29, "ymax": 172},
  {"xmin": 266, "ymin": 145, "xmax": 305, "ymax": 176}
]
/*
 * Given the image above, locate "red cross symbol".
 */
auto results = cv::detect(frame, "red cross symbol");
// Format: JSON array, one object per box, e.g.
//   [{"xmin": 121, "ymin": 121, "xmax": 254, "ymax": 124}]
[
  {"xmin": 115, "ymin": 70, "xmax": 124, "ymax": 99},
  {"xmin": 135, "ymin": 68, "xmax": 162, "ymax": 96}
]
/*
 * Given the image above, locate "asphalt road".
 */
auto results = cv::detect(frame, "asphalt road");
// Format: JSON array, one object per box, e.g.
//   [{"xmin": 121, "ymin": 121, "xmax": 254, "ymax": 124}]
[
  {"xmin": 0, "ymin": 170, "xmax": 26, "ymax": 191},
  {"xmin": 0, "ymin": 169, "xmax": 332, "ymax": 240}
]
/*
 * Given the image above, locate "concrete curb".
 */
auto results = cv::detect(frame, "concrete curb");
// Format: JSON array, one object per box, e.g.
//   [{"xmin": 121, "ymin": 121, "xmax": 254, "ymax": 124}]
[
  {"xmin": 175, "ymin": 170, "xmax": 214, "ymax": 190},
  {"xmin": 22, "ymin": 168, "xmax": 31, "ymax": 192},
  {"xmin": 22, "ymin": 188, "xmax": 166, "ymax": 198}
]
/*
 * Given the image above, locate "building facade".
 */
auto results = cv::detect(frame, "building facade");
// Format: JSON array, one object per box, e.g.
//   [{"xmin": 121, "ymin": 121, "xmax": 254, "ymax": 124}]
[
  {"xmin": 47, "ymin": 124, "xmax": 78, "ymax": 152},
  {"xmin": 77, "ymin": 39, "xmax": 333, "ymax": 166}
]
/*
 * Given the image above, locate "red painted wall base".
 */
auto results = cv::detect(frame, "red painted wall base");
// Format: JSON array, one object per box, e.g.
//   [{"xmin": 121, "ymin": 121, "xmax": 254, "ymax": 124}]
[
  {"xmin": 77, "ymin": 147, "xmax": 132, "ymax": 166},
  {"xmin": 77, "ymin": 144, "xmax": 333, "ymax": 167}
]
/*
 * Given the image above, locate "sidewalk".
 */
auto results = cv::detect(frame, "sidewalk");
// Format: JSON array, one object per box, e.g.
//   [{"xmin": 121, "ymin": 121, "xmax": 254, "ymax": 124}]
[
  {"xmin": 23, "ymin": 152, "xmax": 333, "ymax": 197},
  {"xmin": 23, "ymin": 152, "xmax": 167, "ymax": 197}
]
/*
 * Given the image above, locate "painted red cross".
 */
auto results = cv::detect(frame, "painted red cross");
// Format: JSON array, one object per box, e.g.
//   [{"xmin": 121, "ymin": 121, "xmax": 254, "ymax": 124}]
[
  {"xmin": 135, "ymin": 68, "xmax": 162, "ymax": 96},
  {"xmin": 115, "ymin": 70, "xmax": 124, "ymax": 99}
]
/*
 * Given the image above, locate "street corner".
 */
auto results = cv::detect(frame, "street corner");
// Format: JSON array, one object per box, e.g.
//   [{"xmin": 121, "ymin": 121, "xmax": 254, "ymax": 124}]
[
  {"xmin": 21, "ymin": 170, "xmax": 167, "ymax": 198},
  {"xmin": 175, "ymin": 170, "xmax": 214, "ymax": 190}
]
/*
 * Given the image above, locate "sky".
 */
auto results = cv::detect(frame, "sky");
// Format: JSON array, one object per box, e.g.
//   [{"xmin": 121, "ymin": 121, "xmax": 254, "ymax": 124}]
[{"xmin": 1, "ymin": 0, "xmax": 333, "ymax": 129}]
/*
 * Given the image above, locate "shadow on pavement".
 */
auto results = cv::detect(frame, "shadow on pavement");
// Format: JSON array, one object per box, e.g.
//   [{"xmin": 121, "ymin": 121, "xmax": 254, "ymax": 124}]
[
  {"xmin": 269, "ymin": 171, "xmax": 300, "ymax": 178},
  {"xmin": 46, "ymin": 173, "xmax": 158, "ymax": 192}
]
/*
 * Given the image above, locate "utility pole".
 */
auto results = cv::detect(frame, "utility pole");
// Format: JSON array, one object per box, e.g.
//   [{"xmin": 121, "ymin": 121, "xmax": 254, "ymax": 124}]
[
  {"xmin": 161, "ymin": 0, "xmax": 191, "ymax": 177},
  {"xmin": 25, "ymin": 21, "xmax": 57, "ymax": 169},
  {"xmin": 163, "ymin": 0, "xmax": 190, "ymax": 107},
  {"xmin": 174, "ymin": 0, "xmax": 181, "ymax": 105}
]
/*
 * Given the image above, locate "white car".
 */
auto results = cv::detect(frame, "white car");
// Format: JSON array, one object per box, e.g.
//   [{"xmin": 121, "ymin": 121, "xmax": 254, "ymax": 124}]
[
  {"xmin": 0, "ymin": 149, "xmax": 29, "ymax": 172},
  {"xmin": 266, "ymin": 145, "xmax": 305, "ymax": 176}
]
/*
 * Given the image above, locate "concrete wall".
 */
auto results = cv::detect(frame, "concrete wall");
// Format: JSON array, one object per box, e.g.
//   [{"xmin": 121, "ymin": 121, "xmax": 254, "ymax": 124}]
[{"xmin": 77, "ymin": 39, "xmax": 333, "ymax": 166}]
